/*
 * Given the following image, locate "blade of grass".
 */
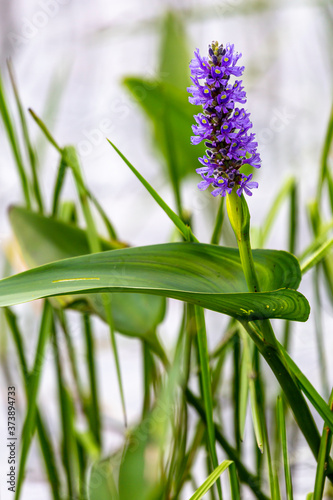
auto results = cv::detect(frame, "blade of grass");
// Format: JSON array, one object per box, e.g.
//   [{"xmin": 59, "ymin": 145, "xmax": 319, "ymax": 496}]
[
  {"xmin": 300, "ymin": 238, "xmax": 333, "ymax": 274},
  {"xmin": 313, "ymin": 390, "xmax": 333, "ymax": 500},
  {"xmin": 313, "ymin": 269, "xmax": 330, "ymax": 398},
  {"xmin": 85, "ymin": 188, "xmax": 118, "ymax": 241},
  {"xmin": 259, "ymin": 177, "xmax": 295, "ymax": 247},
  {"xmin": 194, "ymin": 306, "xmax": 222, "ymax": 500},
  {"xmin": 261, "ymin": 407, "xmax": 280, "ymax": 500},
  {"xmin": 35, "ymin": 64, "xmax": 70, "ymax": 162},
  {"xmin": 278, "ymin": 341, "xmax": 333, "ymax": 433},
  {"xmin": 239, "ymin": 326, "xmax": 263, "ymax": 452},
  {"xmin": 189, "ymin": 461, "xmax": 233, "ymax": 500},
  {"xmin": 62, "ymin": 145, "xmax": 127, "ymax": 426},
  {"xmin": 7, "ymin": 61, "xmax": 43, "ymax": 213},
  {"xmin": 232, "ymin": 332, "xmax": 241, "ymax": 453},
  {"xmin": 316, "ymin": 101, "xmax": 333, "ymax": 205},
  {"xmin": 183, "ymin": 390, "xmax": 269, "ymax": 499},
  {"xmin": 28, "ymin": 117, "xmax": 127, "ymax": 428},
  {"xmin": 15, "ymin": 301, "xmax": 53, "ymax": 500},
  {"xmin": 0, "ymin": 71, "xmax": 31, "ymax": 208},
  {"xmin": 5, "ymin": 307, "xmax": 61, "ymax": 500},
  {"xmin": 228, "ymin": 462, "xmax": 241, "ymax": 500},
  {"xmin": 238, "ymin": 334, "xmax": 249, "ymax": 442},
  {"xmin": 277, "ymin": 396, "xmax": 293, "ymax": 500},
  {"xmin": 288, "ymin": 180, "xmax": 298, "ymax": 255},
  {"xmin": 29, "ymin": 108, "xmax": 62, "ymax": 153},
  {"xmin": 83, "ymin": 313, "xmax": 102, "ymax": 446},
  {"xmin": 211, "ymin": 197, "xmax": 225, "ymax": 245},
  {"xmin": 299, "ymin": 219, "xmax": 333, "ymax": 262},
  {"xmin": 53, "ymin": 322, "xmax": 79, "ymax": 499},
  {"xmin": 52, "ymin": 157, "xmax": 68, "ymax": 216},
  {"xmin": 55, "ymin": 310, "xmax": 87, "ymax": 415},
  {"xmin": 241, "ymin": 321, "xmax": 333, "ymax": 479},
  {"xmin": 107, "ymin": 140, "xmax": 197, "ymax": 242}
]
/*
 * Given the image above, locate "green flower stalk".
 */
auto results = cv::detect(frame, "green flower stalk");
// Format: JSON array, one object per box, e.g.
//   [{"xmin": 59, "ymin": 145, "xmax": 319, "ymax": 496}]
[{"xmin": 189, "ymin": 42, "xmax": 333, "ymax": 477}]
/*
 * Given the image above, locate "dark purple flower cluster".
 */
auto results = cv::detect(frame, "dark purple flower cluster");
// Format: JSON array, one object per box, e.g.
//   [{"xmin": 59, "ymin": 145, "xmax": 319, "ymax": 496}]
[{"xmin": 187, "ymin": 42, "xmax": 261, "ymax": 197}]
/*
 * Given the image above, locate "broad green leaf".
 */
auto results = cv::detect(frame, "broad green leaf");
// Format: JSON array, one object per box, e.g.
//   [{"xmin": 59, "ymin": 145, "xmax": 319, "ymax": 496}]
[
  {"xmin": 9, "ymin": 206, "xmax": 166, "ymax": 339},
  {"xmin": 118, "ymin": 428, "xmax": 162, "ymax": 500},
  {"xmin": 87, "ymin": 459, "xmax": 118, "ymax": 500},
  {"xmin": 122, "ymin": 78, "xmax": 204, "ymax": 180},
  {"xmin": 0, "ymin": 241, "xmax": 309, "ymax": 322},
  {"xmin": 159, "ymin": 11, "xmax": 190, "ymax": 90}
]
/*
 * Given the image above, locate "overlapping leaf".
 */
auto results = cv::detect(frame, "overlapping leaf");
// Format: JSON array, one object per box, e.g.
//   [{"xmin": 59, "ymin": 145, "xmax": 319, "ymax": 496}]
[
  {"xmin": 9, "ymin": 206, "xmax": 166, "ymax": 338},
  {"xmin": 0, "ymin": 233, "xmax": 309, "ymax": 321}
]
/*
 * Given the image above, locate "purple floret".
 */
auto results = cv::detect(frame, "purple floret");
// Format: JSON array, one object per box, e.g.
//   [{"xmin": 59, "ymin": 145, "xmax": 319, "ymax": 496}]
[{"xmin": 188, "ymin": 41, "xmax": 261, "ymax": 197}]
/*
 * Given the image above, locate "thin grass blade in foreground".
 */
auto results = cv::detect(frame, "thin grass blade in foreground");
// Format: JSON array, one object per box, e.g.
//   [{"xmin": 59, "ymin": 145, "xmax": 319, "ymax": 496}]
[
  {"xmin": 5, "ymin": 308, "xmax": 61, "ymax": 500},
  {"xmin": 0, "ymin": 71, "xmax": 31, "ymax": 208},
  {"xmin": 189, "ymin": 460, "xmax": 234, "ymax": 500},
  {"xmin": 312, "ymin": 390, "xmax": 333, "ymax": 500},
  {"xmin": 107, "ymin": 139, "xmax": 198, "ymax": 242},
  {"xmin": 194, "ymin": 306, "xmax": 222, "ymax": 499},
  {"xmin": 276, "ymin": 396, "xmax": 293, "ymax": 500},
  {"xmin": 15, "ymin": 301, "xmax": 53, "ymax": 500}
]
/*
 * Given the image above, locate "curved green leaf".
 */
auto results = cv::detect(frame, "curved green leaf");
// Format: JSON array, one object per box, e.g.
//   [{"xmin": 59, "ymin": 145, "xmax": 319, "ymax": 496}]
[
  {"xmin": 9, "ymin": 206, "xmax": 166, "ymax": 338},
  {"xmin": 0, "ymin": 241, "xmax": 309, "ymax": 321},
  {"xmin": 87, "ymin": 459, "xmax": 118, "ymax": 500}
]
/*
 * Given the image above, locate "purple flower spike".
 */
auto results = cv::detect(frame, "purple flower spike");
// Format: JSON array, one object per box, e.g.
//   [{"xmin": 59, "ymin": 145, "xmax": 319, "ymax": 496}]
[{"xmin": 188, "ymin": 41, "xmax": 261, "ymax": 197}]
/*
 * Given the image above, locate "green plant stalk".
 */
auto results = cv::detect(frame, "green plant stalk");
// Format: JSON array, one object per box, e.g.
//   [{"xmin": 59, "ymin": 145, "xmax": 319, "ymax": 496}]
[
  {"xmin": 313, "ymin": 269, "xmax": 330, "ymax": 399},
  {"xmin": 185, "ymin": 388, "xmax": 269, "ymax": 500},
  {"xmin": 62, "ymin": 145, "xmax": 127, "ymax": 426},
  {"xmin": 242, "ymin": 319, "xmax": 333, "ymax": 480},
  {"xmin": 277, "ymin": 396, "xmax": 293, "ymax": 500},
  {"xmin": 316, "ymin": 101, "xmax": 333, "ymax": 205},
  {"xmin": 55, "ymin": 310, "xmax": 87, "ymax": 412},
  {"xmin": 108, "ymin": 140, "xmax": 198, "ymax": 242},
  {"xmin": 261, "ymin": 405, "xmax": 280, "ymax": 500},
  {"xmin": 118, "ymin": 312, "xmax": 267, "ymax": 500},
  {"xmin": 52, "ymin": 321, "xmax": 78, "ymax": 499},
  {"xmin": 239, "ymin": 326, "xmax": 263, "ymax": 453},
  {"xmin": 226, "ymin": 190, "xmax": 331, "ymax": 478},
  {"xmin": 313, "ymin": 389, "xmax": 333, "ymax": 500},
  {"xmin": 28, "ymin": 111, "xmax": 127, "ymax": 428},
  {"xmin": 211, "ymin": 197, "xmax": 224, "ymax": 245},
  {"xmin": 194, "ymin": 306, "xmax": 222, "ymax": 500},
  {"xmin": 189, "ymin": 460, "xmax": 233, "ymax": 500},
  {"xmin": 15, "ymin": 301, "xmax": 53, "ymax": 500},
  {"xmin": 7, "ymin": 61, "xmax": 44, "ymax": 213},
  {"xmin": 226, "ymin": 190, "xmax": 277, "ymax": 346},
  {"xmin": 0, "ymin": 73, "xmax": 31, "ymax": 208},
  {"xmin": 5, "ymin": 308, "xmax": 61, "ymax": 500},
  {"xmin": 83, "ymin": 314, "xmax": 101, "ymax": 446},
  {"xmin": 232, "ymin": 332, "xmax": 241, "ymax": 453}
]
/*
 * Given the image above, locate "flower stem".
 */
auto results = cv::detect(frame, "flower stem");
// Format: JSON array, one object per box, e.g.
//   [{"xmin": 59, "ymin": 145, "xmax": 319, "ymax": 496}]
[
  {"xmin": 226, "ymin": 190, "xmax": 277, "ymax": 345},
  {"xmin": 226, "ymin": 190, "xmax": 333, "ymax": 479}
]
